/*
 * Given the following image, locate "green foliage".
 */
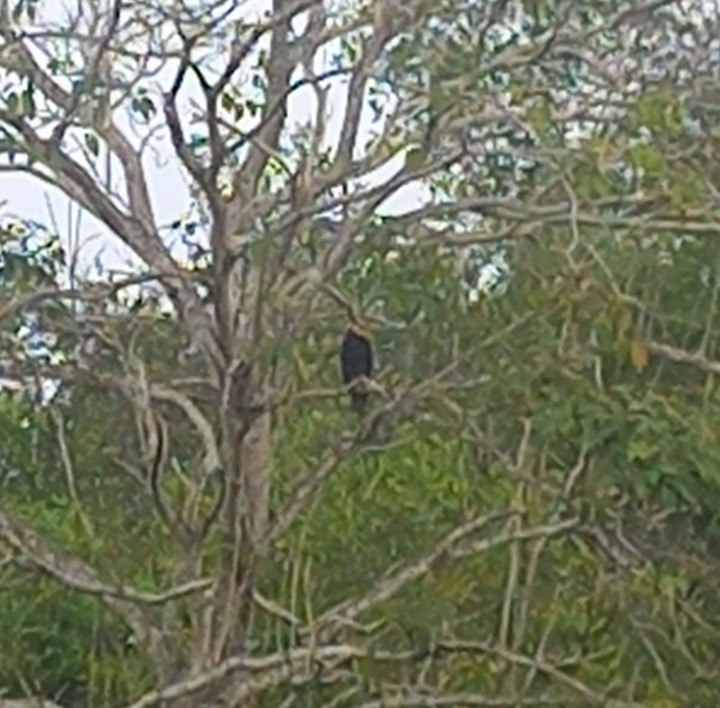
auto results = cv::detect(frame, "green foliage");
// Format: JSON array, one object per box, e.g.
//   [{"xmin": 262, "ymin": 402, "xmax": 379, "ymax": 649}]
[{"xmin": 6, "ymin": 224, "xmax": 720, "ymax": 705}]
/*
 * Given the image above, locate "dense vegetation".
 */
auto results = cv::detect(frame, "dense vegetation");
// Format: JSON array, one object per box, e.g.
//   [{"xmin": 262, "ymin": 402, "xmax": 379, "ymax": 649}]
[{"xmin": 1, "ymin": 0, "xmax": 720, "ymax": 706}]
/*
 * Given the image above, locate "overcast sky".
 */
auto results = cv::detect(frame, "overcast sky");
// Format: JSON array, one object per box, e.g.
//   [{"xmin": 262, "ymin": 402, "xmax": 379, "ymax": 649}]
[{"xmin": 0, "ymin": 0, "xmax": 429, "ymax": 275}]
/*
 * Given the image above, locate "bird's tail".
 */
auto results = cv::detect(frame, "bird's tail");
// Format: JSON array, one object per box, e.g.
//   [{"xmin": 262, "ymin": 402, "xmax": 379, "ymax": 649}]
[{"xmin": 350, "ymin": 390, "xmax": 368, "ymax": 415}]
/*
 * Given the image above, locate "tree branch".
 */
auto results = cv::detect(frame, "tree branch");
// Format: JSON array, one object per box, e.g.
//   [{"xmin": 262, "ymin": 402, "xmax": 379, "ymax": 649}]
[
  {"xmin": 0, "ymin": 507, "xmax": 177, "ymax": 674},
  {"xmin": 0, "ymin": 508, "xmax": 212, "ymax": 605}
]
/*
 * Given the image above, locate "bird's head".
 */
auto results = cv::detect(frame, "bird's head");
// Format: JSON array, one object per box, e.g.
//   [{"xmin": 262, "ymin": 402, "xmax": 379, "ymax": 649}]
[
  {"xmin": 346, "ymin": 304, "xmax": 372, "ymax": 337},
  {"xmin": 347, "ymin": 320, "xmax": 372, "ymax": 340}
]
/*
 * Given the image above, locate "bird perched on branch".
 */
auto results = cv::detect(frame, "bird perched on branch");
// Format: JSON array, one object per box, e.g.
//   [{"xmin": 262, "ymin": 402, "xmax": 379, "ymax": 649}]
[{"xmin": 340, "ymin": 319, "xmax": 374, "ymax": 414}]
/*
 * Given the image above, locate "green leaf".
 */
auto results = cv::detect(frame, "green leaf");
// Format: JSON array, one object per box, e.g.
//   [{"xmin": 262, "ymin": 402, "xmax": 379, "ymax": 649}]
[
  {"xmin": 84, "ymin": 132, "xmax": 99, "ymax": 157},
  {"xmin": 626, "ymin": 143, "xmax": 664, "ymax": 177},
  {"xmin": 405, "ymin": 146, "xmax": 425, "ymax": 171},
  {"xmin": 220, "ymin": 91, "xmax": 235, "ymax": 113},
  {"xmin": 130, "ymin": 94, "xmax": 156, "ymax": 121}
]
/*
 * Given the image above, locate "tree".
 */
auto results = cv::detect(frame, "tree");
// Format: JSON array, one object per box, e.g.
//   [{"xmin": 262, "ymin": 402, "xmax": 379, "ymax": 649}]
[{"xmin": 2, "ymin": 0, "xmax": 720, "ymax": 706}]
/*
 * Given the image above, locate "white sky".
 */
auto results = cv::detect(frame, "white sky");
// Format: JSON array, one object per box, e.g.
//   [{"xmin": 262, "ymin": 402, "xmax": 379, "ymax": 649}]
[{"xmin": 0, "ymin": 0, "xmax": 430, "ymax": 274}]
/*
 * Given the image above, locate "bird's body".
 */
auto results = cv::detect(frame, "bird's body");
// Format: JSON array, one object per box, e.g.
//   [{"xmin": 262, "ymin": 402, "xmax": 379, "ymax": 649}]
[{"xmin": 340, "ymin": 324, "xmax": 373, "ymax": 414}]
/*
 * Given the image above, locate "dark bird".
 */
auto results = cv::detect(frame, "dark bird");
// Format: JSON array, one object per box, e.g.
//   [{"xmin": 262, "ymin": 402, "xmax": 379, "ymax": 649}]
[{"xmin": 340, "ymin": 322, "xmax": 373, "ymax": 414}]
